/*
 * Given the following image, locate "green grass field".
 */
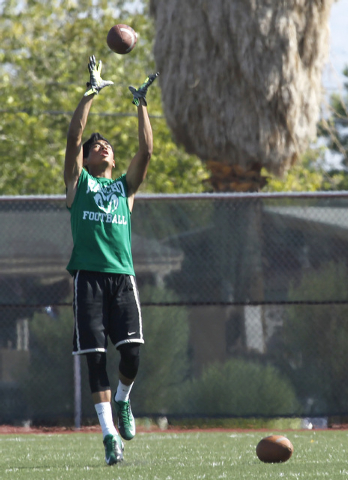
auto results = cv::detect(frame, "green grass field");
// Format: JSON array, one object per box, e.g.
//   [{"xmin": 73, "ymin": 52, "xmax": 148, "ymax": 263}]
[{"xmin": 1, "ymin": 429, "xmax": 348, "ymax": 480}]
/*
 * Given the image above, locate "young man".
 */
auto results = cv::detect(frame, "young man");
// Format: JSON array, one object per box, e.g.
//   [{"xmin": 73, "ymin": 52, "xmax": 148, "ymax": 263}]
[{"xmin": 64, "ymin": 56, "xmax": 158, "ymax": 465}]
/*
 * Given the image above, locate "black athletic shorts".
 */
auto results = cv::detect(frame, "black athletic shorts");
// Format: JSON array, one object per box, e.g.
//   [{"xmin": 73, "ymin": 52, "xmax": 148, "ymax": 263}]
[{"xmin": 72, "ymin": 270, "xmax": 144, "ymax": 355}]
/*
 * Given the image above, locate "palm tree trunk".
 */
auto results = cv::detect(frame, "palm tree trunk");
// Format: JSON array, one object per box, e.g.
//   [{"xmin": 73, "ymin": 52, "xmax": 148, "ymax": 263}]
[{"xmin": 150, "ymin": 0, "xmax": 333, "ymax": 184}]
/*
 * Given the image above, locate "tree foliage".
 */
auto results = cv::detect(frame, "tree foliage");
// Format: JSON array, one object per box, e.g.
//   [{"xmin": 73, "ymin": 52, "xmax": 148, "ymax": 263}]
[
  {"xmin": 1, "ymin": 0, "xmax": 347, "ymax": 195},
  {"xmin": 262, "ymin": 146, "xmax": 348, "ymax": 192},
  {"xmin": 319, "ymin": 67, "xmax": 348, "ymax": 166},
  {"xmin": 263, "ymin": 67, "xmax": 348, "ymax": 192},
  {"xmin": 283, "ymin": 262, "xmax": 348, "ymax": 414},
  {"xmin": 149, "ymin": 0, "xmax": 332, "ymax": 179},
  {"xmin": 0, "ymin": 0, "xmax": 209, "ymax": 195}
]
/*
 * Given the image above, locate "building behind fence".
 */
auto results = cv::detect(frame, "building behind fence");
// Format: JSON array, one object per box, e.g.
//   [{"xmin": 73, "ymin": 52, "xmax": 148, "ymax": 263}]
[{"xmin": 1, "ymin": 192, "xmax": 348, "ymax": 425}]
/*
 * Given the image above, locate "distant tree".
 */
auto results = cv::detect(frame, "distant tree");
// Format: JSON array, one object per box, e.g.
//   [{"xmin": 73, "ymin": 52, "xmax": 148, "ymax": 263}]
[
  {"xmin": 150, "ymin": 0, "xmax": 333, "ymax": 192},
  {"xmin": 319, "ymin": 67, "xmax": 348, "ymax": 167},
  {"xmin": 262, "ymin": 146, "xmax": 348, "ymax": 192},
  {"xmin": 0, "ymin": 0, "xmax": 208, "ymax": 195},
  {"xmin": 282, "ymin": 262, "xmax": 348, "ymax": 415},
  {"xmin": 263, "ymin": 67, "xmax": 348, "ymax": 192}
]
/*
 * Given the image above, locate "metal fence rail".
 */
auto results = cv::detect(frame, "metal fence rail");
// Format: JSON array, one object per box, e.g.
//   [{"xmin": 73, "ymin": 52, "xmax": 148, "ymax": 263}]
[{"xmin": 1, "ymin": 192, "xmax": 348, "ymax": 425}]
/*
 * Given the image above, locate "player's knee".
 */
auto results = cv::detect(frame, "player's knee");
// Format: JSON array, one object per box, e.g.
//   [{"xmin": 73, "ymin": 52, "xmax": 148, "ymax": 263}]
[
  {"xmin": 118, "ymin": 343, "xmax": 140, "ymax": 380},
  {"xmin": 86, "ymin": 352, "xmax": 110, "ymax": 393}
]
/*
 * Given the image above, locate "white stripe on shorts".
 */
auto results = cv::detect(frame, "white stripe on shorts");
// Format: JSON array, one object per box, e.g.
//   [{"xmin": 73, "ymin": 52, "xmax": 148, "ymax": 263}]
[
  {"xmin": 74, "ymin": 271, "xmax": 81, "ymax": 352},
  {"xmin": 130, "ymin": 275, "xmax": 143, "ymax": 340}
]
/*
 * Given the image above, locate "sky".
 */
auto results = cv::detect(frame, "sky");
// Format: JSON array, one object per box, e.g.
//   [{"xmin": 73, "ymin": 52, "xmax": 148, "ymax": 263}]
[
  {"xmin": 319, "ymin": 0, "xmax": 348, "ymax": 168},
  {"xmin": 322, "ymin": 0, "xmax": 348, "ymax": 92}
]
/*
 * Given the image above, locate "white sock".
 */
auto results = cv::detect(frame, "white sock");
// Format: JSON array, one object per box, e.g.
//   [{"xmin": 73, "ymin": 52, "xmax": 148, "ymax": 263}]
[
  {"xmin": 94, "ymin": 402, "xmax": 117, "ymax": 439},
  {"xmin": 115, "ymin": 380, "xmax": 134, "ymax": 403}
]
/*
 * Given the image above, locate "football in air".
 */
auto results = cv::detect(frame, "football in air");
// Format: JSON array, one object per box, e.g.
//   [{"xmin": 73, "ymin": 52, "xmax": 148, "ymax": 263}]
[
  {"xmin": 106, "ymin": 24, "xmax": 138, "ymax": 54},
  {"xmin": 256, "ymin": 435, "xmax": 294, "ymax": 463}
]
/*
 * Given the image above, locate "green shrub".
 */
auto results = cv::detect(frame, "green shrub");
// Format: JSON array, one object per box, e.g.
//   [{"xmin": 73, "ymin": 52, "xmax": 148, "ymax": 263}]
[
  {"xmin": 284, "ymin": 261, "xmax": 348, "ymax": 414},
  {"xmin": 177, "ymin": 358, "xmax": 300, "ymax": 416}
]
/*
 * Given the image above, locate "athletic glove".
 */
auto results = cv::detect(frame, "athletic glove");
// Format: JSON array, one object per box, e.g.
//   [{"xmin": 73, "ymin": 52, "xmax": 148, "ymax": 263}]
[
  {"xmin": 84, "ymin": 55, "xmax": 114, "ymax": 96},
  {"xmin": 129, "ymin": 72, "xmax": 160, "ymax": 106}
]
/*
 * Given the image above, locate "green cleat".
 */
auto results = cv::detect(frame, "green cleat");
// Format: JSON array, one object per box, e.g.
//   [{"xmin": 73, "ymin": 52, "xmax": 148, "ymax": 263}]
[
  {"xmin": 114, "ymin": 399, "xmax": 136, "ymax": 441},
  {"xmin": 103, "ymin": 433, "xmax": 124, "ymax": 465}
]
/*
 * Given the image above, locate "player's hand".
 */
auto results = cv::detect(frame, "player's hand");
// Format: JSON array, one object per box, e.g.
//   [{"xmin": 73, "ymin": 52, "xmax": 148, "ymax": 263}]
[
  {"xmin": 84, "ymin": 55, "xmax": 114, "ymax": 96},
  {"xmin": 129, "ymin": 72, "xmax": 160, "ymax": 106}
]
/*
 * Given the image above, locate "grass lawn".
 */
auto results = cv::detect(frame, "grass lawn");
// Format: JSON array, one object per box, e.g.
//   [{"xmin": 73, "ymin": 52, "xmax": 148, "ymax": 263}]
[{"xmin": 1, "ymin": 429, "xmax": 348, "ymax": 479}]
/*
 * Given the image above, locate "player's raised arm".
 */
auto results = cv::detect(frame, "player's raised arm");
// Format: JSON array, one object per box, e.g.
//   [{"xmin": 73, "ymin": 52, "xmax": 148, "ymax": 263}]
[
  {"xmin": 64, "ymin": 56, "xmax": 114, "ymax": 207},
  {"xmin": 64, "ymin": 94, "xmax": 94, "ymax": 207},
  {"xmin": 126, "ymin": 73, "xmax": 159, "ymax": 211}
]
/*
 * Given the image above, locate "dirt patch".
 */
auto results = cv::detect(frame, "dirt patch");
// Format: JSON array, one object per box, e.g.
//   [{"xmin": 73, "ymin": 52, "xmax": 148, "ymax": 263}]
[
  {"xmin": 0, "ymin": 424, "xmax": 315, "ymax": 435},
  {"xmin": 1, "ymin": 421, "xmax": 345, "ymax": 435},
  {"xmin": 0, "ymin": 425, "xmax": 102, "ymax": 435}
]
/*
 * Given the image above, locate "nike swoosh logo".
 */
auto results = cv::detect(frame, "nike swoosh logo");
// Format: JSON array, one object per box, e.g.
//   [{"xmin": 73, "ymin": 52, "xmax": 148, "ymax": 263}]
[{"xmin": 128, "ymin": 331, "xmax": 136, "ymax": 335}]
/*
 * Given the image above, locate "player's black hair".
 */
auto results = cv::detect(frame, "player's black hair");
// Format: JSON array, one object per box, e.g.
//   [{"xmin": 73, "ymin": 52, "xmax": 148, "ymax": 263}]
[{"xmin": 82, "ymin": 132, "xmax": 114, "ymax": 159}]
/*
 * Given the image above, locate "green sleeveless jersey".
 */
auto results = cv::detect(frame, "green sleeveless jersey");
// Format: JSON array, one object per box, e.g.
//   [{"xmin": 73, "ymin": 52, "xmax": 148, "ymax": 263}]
[{"xmin": 66, "ymin": 169, "xmax": 135, "ymax": 276}]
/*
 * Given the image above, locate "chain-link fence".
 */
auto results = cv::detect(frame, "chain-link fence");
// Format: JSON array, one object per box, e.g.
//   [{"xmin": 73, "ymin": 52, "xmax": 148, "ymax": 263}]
[{"xmin": 1, "ymin": 192, "xmax": 348, "ymax": 425}]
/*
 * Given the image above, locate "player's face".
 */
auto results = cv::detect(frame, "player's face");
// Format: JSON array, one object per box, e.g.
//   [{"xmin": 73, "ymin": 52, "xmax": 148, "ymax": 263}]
[{"xmin": 87, "ymin": 141, "xmax": 115, "ymax": 168}]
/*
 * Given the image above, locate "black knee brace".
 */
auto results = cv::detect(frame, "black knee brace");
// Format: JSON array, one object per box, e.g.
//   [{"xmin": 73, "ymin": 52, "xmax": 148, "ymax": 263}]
[
  {"xmin": 118, "ymin": 343, "xmax": 140, "ymax": 380},
  {"xmin": 86, "ymin": 352, "xmax": 110, "ymax": 394}
]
